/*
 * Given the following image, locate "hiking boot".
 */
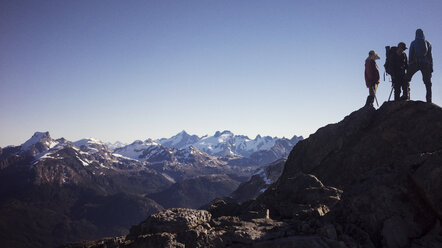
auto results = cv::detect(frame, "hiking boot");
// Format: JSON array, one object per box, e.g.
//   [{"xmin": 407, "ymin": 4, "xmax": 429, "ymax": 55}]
[
  {"xmin": 400, "ymin": 95, "xmax": 409, "ymax": 101},
  {"xmin": 365, "ymin": 96, "xmax": 374, "ymax": 107},
  {"xmin": 400, "ymin": 89, "xmax": 410, "ymax": 101},
  {"xmin": 394, "ymin": 91, "xmax": 401, "ymax": 101}
]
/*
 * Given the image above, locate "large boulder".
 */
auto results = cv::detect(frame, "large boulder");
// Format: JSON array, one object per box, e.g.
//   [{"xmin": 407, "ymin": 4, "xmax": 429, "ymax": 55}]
[
  {"xmin": 256, "ymin": 172, "xmax": 342, "ymax": 219},
  {"xmin": 127, "ymin": 208, "xmax": 211, "ymax": 237}
]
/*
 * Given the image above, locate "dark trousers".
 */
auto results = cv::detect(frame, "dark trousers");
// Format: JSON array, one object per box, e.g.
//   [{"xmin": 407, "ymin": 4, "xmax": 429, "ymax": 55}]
[
  {"xmin": 391, "ymin": 74, "xmax": 409, "ymax": 101},
  {"xmin": 406, "ymin": 63, "xmax": 432, "ymax": 103}
]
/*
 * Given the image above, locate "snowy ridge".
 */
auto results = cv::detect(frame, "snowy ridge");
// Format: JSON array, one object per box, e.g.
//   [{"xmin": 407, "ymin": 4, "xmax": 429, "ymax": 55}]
[
  {"xmin": 157, "ymin": 130, "xmax": 289, "ymax": 158},
  {"xmin": 73, "ymin": 138, "xmax": 108, "ymax": 154},
  {"xmin": 35, "ymin": 142, "xmax": 68, "ymax": 161},
  {"xmin": 157, "ymin": 130, "xmax": 201, "ymax": 149},
  {"xmin": 106, "ymin": 141, "xmax": 129, "ymax": 150},
  {"xmin": 21, "ymin": 131, "xmax": 58, "ymax": 151},
  {"xmin": 73, "ymin": 138, "xmax": 103, "ymax": 147},
  {"xmin": 114, "ymin": 141, "xmax": 220, "ymax": 167},
  {"xmin": 113, "ymin": 139, "xmax": 163, "ymax": 161},
  {"xmin": 23, "ymin": 132, "xmax": 131, "ymax": 171},
  {"xmin": 193, "ymin": 130, "xmax": 279, "ymax": 157}
]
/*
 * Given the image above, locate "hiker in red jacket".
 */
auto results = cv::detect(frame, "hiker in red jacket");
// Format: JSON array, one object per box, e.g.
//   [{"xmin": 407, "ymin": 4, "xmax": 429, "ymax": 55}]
[{"xmin": 365, "ymin": 50, "xmax": 380, "ymax": 107}]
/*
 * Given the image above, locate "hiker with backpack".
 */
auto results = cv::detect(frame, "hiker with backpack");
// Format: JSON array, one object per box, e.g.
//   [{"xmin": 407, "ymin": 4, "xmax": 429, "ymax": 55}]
[
  {"xmin": 406, "ymin": 29, "xmax": 433, "ymax": 103},
  {"xmin": 365, "ymin": 50, "xmax": 380, "ymax": 107},
  {"xmin": 386, "ymin": 42, "xmax": 409, "ymax": 101}
]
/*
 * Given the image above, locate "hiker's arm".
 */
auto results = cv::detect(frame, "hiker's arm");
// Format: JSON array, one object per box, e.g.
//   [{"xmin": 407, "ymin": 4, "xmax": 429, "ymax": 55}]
[
  {"xmin": 375, "ymin": 64, "xmax": 380, "ymax": 83},
  {"xmin": 428, "ymin": 42, "xmax": 433, "ymax": 71},
  {"xmin": 409, "ymin": 42, "xmax": 415, "ymax": 64},
  {"xmin": 405, "ymin": 55, "xmax": 408, "ymax": 70},
  {"xmin": 369, "ymin": 62, "xmax": 380, "ymax": 84}
]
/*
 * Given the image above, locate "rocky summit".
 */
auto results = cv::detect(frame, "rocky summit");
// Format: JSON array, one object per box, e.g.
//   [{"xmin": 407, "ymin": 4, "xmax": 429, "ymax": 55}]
[{"xmin": 63, "ymin": 101, "xmax": 442, "ymax": 248}]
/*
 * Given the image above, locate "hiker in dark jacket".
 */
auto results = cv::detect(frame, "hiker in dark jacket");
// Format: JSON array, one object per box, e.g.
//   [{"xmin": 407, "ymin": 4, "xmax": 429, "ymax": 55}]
[
  {"xmin": 365, "ymin": 50, "xmax": 380, "ymax": 107},
  {"xmin": 389, "ymin": 42, "xmax": 409, "ymax": 101},
  {"xmin": 406, "ymin": 29, "xmax": 433, "ymax": 103}
]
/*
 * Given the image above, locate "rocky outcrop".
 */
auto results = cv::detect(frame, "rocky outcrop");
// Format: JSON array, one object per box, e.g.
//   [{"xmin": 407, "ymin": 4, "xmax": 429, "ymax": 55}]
[
  {"xmin": 62, "ymin": 101, "xmax": 442, "ymax": 248},
  {"xmin": 256, "ymin": 101, "xmax": 442, "ymax": 247},
  {"xmin": 255, "ymin": 172, "xmax": 342, "ymax": 219},
  {"xmin": 64, "ymin": 207, "xmax": 349, "ymax": 248},
  {"xmin": 128, "ymin": 208, "xmax": 212, "ymax": 237},
  {"xmin": 64, "ymin": 208, "xmax": 287, "ymax": 248}
]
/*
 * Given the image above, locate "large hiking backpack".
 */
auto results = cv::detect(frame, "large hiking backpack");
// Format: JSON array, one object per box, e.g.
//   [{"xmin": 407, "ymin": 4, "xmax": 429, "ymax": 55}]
[
  {"xmin": 384, "ymin": 46, "xmax": 394, "ymax": 75},
  {"xmin": 414, "ymin": 39, "xmax": 428, "ymax": 59}
]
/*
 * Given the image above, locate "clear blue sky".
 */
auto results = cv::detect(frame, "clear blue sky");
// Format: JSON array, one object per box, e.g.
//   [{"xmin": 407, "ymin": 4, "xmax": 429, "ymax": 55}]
[{"xmin": 1, "ymin": 0, "xmax": 441, "ymax": 147}]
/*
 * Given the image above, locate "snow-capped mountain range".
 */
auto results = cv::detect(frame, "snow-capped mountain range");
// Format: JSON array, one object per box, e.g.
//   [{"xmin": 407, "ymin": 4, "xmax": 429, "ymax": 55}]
[
  {"xmin": 108, "ymin": 130, "xmax": 302, "ymax": 166},
  {"xmin": 113, "ymin": 139, "xmax": 222, "ymax": 168},
  {"xmin": 156, "ymin": 130, "xmax": 302, "ymax": 158},
  {"xmin": 16, "ymin": 132, "xmax": 152, "ymax": 185},
  {"xmin": 14, "ymin": 130, "xmax": 303, "ymax": 166},
  {"xmin": 11, "ymin": 130, "xmax": 302, "ymax": 170}
]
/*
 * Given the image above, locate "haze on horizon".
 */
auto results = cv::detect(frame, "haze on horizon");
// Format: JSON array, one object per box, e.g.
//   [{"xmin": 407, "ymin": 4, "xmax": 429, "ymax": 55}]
[{"xmin": 1, "ymin": 0, "xmax": 441, "ymax": 147}]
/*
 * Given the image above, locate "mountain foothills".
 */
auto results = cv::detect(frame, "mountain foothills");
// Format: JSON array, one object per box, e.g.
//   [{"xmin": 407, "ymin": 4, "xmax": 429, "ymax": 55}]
[
  {"xmin": 0, "ymin": 130, "xmax": 301, "ymax": 247},
  {"xmin": 64, "ymin": 101, "xmax": 442, "ymax": 248}
]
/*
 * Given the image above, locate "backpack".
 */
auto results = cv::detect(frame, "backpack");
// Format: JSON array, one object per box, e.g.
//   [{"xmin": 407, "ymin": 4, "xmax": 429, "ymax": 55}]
[
  {"xmin": 384, "ymin": 46, "xmax": 394, "ymax": 75},
  {"xmin": 414, "ymin": 39, "xmax": 428, "ymax": 58}
]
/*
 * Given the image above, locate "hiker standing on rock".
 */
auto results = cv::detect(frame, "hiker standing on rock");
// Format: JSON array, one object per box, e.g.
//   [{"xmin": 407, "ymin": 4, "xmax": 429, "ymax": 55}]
[
  {"xmin": 365, "ymin": 50, "xmax": 380, "ymax": 107},
  {"xmin": 388, "ymin": 42, "xmax": 409, "ymax": 101},
  {"xmin": 406, "ymin": 29, "xmax": 433, "ymax": 103}
]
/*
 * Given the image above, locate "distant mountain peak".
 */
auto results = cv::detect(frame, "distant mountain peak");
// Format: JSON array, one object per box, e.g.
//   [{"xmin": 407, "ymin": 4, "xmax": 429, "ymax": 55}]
[
  {"xmin": 178, "ymin": 130, "xmax": 189, "ymax": 135},
  {"xmin": 221, "ymin": 130, "xmax": 233, "ymax": 135},
  {"xmin": 157, "ymin": 130, "xmax": 201, "ymax": 149},
  {"xmin": 73, "ymin": 138, "xmax": 103, "ymax": 146},
  {"xmin": 56, "ymin": 137, "xmax": 68, "ymax": 143},
  {"xmin": 21, "ymin": 131, "xmax": 50, "ymax": 147},
  {"xmin": 20, "ymin": 131, "xmax": 57, "ymax": 154},
  {"xmin": 105, "ymin": 141, "xmax": 128, "ymax": 150},
  {"xmin": 214, "ymin": 130, "xmax": 233, "ymax": 137}
]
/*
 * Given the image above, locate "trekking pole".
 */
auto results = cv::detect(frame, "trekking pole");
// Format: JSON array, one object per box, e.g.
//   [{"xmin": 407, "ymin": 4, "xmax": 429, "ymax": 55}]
[
  {"xmin": 372, "ymin": 86, "xmax": 379, "ymax": 107},
  {"xmin": 388, "ymin": 86, "xmax": 393, "ymax": 101}
]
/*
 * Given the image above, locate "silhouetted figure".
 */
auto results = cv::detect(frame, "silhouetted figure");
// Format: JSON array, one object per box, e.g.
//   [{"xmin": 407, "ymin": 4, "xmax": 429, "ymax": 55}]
[
  {"xmin": 389, "ymin": 42, "xmax": 409, "ymax": 101},
  {"xmin": 365, "ymin": 50, "xmax": 380, "ymax": 107},
  {"xmin": 406, "ymin": 29, "xmax": 433, "ymax": 103}
]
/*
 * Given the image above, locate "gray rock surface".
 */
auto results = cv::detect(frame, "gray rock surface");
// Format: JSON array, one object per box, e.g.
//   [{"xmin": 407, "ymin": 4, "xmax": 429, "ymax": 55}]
[
  {"xmin": 128, "ymin": 208, "xmax": 212, "ymax": 236},
  {"xmin": 257, "ymin": 101, "xmax": 442, "ymax": 247}
]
